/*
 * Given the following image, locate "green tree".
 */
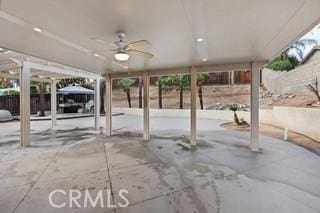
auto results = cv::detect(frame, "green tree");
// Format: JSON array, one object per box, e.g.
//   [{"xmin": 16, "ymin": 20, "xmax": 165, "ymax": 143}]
[
  {"xmin": 38, "ymin": 82, "xmax": 46, "ymax": 116},
  {"xmin": 159, "ymin": 74, "xmax": 208, "ymax": 109},
  {"xmin": 138, "ymin": 77, "xmax": 143, "ymax": 108},
  {"xmin": 57, "ymin": 78, "xmax": 93, "ymax": 89},
  {"xmin": 156, "ymin": 76, "xmax": 164, "ymax": 109},
  {"xmin": 118, "ymin": 78, "xmax": 136, "ymax": 108},
  {"xmin": 161, "ymin": 75, "xmax": 190, "ymax": 109}
]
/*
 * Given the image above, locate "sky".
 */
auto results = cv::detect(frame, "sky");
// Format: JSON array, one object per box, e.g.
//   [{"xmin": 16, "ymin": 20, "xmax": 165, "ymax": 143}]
[{"xmin": 295, "ymin": 23, "xmax": 320, "ymax": 58}]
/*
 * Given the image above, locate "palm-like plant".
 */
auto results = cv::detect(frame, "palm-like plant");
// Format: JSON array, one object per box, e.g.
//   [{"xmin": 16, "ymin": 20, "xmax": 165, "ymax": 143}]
[
  {"xmin": 118, "ymin": 78, "xmax": 136, "ymax": 108},
  {"xmin": 57, "ymin": 78, "xmax": 93, "ymax": 89},
  {"xmin": 38, "ymin": 82, "xmax": 46, "ymax": 116},
  {"xmin": 283, "ymin": 39, "xmax": 318, "ymax": 61},
  {"xmin": 197, "ymin": 73, "xmax": 208, "ymax": 110},
  {"xmin": 161, "ymin": 75, "xmax": 190, "ymax": 109},
  {"xmin": 156, "ymin": 76, "xmax": 164, "ymax": 109},
  {"xmin": 138, "ymin": 77, "xmax": 143, "ymax": 108},
  {"xmin": 229, "ymin": 104, "xmax": 240, "ymax": 125}
]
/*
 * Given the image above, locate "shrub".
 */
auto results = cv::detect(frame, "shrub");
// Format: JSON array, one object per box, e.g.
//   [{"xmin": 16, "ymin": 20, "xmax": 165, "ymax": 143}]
[
  {"xmin": 229, "ymin": 104, "xmax": 239, "ymax": 112},
  {"xmin": 267, "ymin": 59, "xmax": 295, "ymax": 71}
]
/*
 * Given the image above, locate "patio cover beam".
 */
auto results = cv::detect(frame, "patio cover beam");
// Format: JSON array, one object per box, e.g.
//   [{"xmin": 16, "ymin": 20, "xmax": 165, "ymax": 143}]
[
  {"xmin": 109, "ymin": 62, "xmax": 252, "ymax": 79},
  {"xmin": 0, "ymin": 72, "xmax": 52, "ymax": 83},
  {"xmin": 24, "ymin": 61, "xmax": 100, "ymax": 79}
]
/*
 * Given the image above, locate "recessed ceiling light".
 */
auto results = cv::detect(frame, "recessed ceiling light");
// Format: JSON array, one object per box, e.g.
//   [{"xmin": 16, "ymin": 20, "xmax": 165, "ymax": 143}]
[
  {"xmin": 33, "ymin": 27, "xmax": 43, "ymax": 32},
  {"xmin": 197, "ymin": 38, "xmax": 204, "ymax": 42},
  {"xmin": 94, "ymin": 53, "xmax": 100, "ymax": 57},
  {"xmin": 202, "ymin": 58, "xmax": 207, "ymax": 62}
]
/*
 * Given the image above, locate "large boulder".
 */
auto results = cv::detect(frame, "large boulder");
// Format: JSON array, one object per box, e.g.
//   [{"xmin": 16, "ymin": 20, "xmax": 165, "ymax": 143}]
[{"xmin": 0, "ymin": 110, "xmax": 14, "ymax": 122}]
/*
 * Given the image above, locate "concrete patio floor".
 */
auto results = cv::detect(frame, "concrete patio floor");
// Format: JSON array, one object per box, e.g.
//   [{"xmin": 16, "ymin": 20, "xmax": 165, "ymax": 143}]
[{"xmin": 0, "ymin": 115, "xmax": 320, "ymax": 213}]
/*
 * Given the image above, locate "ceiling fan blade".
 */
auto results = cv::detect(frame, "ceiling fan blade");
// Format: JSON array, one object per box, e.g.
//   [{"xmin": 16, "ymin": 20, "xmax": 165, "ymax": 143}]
[
  {"xmin": 92, "ymin": 38, "xmax": 118, "ymax": 48},
  {"xmin": 127, "ymin": 40, "xmax": 151, "ymax": 49},
  {"xmin": 93, "ymin": 49, "xmax": 117, "ymax": 52},
  {"xmin": 110, "ymin": 42, "xmax": 118, "ymax": 49},
  {"xmin": 91, "ymin": 38, "xmax": 108, "ymax": 44},
  {"xmin": 128, "ymin": 49, "xmax": 154, "ymax": 59}
]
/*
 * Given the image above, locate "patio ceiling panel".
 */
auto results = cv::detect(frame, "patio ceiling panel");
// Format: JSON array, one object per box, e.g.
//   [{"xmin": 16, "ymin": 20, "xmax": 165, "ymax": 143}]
[{"xmin": 0, "ymin": 0, "xmax": 319, "ymax": 74}]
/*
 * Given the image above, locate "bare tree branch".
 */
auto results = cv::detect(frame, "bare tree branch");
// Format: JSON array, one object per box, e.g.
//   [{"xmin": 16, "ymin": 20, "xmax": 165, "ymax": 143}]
[{"xmin": 305, "ymin": 78, "xmax": 320, "ymax": 101}]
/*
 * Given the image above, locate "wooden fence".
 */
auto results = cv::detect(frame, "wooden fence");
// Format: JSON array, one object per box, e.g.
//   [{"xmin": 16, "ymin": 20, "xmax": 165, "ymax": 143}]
[{"xmin": 0, "ymin": 94, "xmax": 51, "ymax": 115}]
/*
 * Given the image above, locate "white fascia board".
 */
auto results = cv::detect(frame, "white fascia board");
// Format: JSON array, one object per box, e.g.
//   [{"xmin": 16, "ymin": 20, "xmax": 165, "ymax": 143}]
[{"xmin": 25, "ymin": 61, "xmax": 101, "ymax": 79}]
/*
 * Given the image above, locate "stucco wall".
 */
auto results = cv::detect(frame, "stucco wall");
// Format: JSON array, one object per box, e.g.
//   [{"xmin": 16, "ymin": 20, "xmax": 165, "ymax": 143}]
[
  {"xmin": 270, "ymin": 106, "xmax": 320, "ymax": 141},
  {"xmin": 262, "ymin": 52, "xmax": 320, "ymax": 94},
  {"xmin": 114, "ymin": 107, "xmax": 320, "ymax": 141}
]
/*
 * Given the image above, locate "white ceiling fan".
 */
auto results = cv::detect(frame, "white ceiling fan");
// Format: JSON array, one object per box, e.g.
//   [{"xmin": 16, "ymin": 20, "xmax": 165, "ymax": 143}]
[{"xmin": 92, "ymin": 32, "xmax": 153, "ymax": 62}]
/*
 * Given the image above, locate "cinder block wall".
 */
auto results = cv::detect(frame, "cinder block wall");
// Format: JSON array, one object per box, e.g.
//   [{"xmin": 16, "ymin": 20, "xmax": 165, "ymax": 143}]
[
  {"xmin": 262, "ymin": 52, "xmax": 320, "ymax": 94},
  {"xmin": 114, "ymin": 107, "xmax": 320, "ymax": 141}
]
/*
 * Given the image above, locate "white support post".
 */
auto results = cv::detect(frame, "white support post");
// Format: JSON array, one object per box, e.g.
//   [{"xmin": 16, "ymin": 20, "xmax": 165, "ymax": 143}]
[
  {"xmin": 231, "ymin": 70, "xmax": 235, "ymax": 85},
  {"xmin": 105, "ymin": 75, "xmax": 112, "ymax": 136},
  {"xmin": 143, "ymin": 71, "xmax": 150, "ymax": 141},
  {"xmin": 190, "ymin": 68, "xmax": 197, "ymax": 147},
  {"xmin": 51, "ymin": 80, "xmax": 57, "ymax": 128},
  {"xmin": 250, "ymin": 62, "xmax": 261, "ymax": 151},
  {"xmin": 94, "ymin": 77, "xmax": 101, "ymax": 130},
  {"xmin": 20, "ymin": 62, "xmax": 31, "ymax": 147}
]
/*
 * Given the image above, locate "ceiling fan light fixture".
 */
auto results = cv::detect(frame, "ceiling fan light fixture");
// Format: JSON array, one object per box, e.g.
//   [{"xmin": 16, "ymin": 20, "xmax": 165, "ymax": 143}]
[
  {"xmin": 197, "ymin": 38, "xmax": 204, "ymax": 42},
  {"xmin": 114, "ymin": 51, "xmax": 130, "ymax": 61},
  {"xmin": 33, "ymin": 27, "xmax": 43, "ymax": 32}
]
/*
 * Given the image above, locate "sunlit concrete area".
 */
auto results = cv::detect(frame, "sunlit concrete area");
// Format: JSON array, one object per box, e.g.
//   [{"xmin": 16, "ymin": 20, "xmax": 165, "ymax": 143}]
[{"xmin": 1, "ymin": 115, "xmax": 320, "ymax": 213}]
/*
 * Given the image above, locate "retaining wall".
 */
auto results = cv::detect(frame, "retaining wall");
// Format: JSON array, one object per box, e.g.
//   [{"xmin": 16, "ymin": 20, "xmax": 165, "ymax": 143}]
[
  {"xmin": 262, "ymin": 58, "xmax": 320, "ymax": 94},
  {"xmin": 114, "ymin": 107, "xmax": 320, "ymax": 141}
]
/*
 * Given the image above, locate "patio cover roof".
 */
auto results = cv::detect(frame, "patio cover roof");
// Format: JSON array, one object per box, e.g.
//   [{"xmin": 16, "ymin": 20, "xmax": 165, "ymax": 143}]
[{"xmin": 0, "ymin": 0, "xmax": 320, "ymax": 74}]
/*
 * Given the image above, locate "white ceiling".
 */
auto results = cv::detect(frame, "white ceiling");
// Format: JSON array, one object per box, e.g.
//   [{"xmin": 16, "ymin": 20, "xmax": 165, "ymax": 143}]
[{"xmin": 0, "ymin": 0, "xmax": 320, "ymax": 74}]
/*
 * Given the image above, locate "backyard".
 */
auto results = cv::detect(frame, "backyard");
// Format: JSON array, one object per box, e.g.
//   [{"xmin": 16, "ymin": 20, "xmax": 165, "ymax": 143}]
[{"xmin": 1, "ymin": 115, "xmax": 320, "ymax": 212}]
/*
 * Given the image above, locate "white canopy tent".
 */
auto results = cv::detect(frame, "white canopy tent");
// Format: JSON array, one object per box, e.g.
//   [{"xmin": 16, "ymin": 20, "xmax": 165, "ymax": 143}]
[
  {"xmin": 58, "ymin": 84, "xmax": 94, "ymax": 95},
  {"xmin": 0, "ymin": 0, "xmax": 319, "ymax": 149}
]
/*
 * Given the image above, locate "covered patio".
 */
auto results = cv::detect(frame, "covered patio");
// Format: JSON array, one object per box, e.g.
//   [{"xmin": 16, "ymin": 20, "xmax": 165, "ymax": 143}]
[
  {"xmin": 1, "ymin": 115, "xmax": 320, "ymax": 212},
  {"xmin": 1, "ymin": 0, "xmax": 320, "ymax": 212}
]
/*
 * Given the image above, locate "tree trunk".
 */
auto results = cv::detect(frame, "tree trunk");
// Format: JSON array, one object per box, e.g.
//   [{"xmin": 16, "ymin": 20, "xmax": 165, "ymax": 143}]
[
  {"xmin": 198, "ymin": 85, "xmax": 204, "ymax": 110},
  {"xmin": 138, "ymin": 77, "xmax": 143, "ymax": 109},
  {"xmin": 126, "ymin": 89, "xmax": 132, "ymax": 108},
  {"xmin": 179, "ymin": 84, "xmax": 183, "ymax": 109},
  {"xmin": 100, "ymin": 81, "xmax": 105, "ymax": 113},
  {"xmin": 234, "ymin": 111, "xmax": 240, "ymax": 125},
  {"xmin": 158, "ymin": 77, "xmax": 163, "ymax": 109},
  {"xmin": 38, "ymin": 82, "xmax": 45, "ymax": 116}
]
